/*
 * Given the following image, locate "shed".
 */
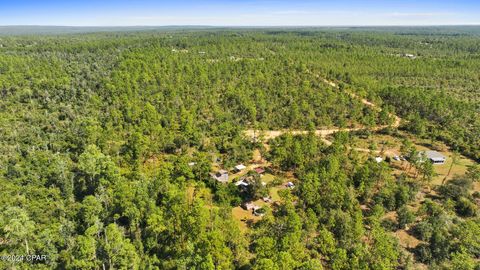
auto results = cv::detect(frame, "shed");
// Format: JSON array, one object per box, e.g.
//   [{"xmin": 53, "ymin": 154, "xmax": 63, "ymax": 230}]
[
  {"xmin": 235, "ymin": 164, "xmax": 247, "ymax": 172},
  {"xmin": 254, "ymin": 167, "xmax": 266, "ymax": 174},
  {"xmin": 235, "ymin": 180, "xmax": 250, "ymax": 187}
]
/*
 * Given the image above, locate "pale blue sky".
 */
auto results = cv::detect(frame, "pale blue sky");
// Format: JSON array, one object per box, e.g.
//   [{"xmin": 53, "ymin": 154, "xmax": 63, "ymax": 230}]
[{"xmin": 0, "ymin": 0, "xmax": 479, "ymax": 26}]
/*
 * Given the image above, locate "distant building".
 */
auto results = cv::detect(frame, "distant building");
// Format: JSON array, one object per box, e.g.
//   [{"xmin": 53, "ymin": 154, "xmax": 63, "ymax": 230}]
[
  {"xmin": 211, "ymin": 169, "xmax": 229, "ymax": 183},
  {"xmin": 254, "ymin": 167, "xmax": 265, "ymax": 175},
  {"xmin": 419, "ymin": 151, "xmax": 446, "ymax": 165},
  {"xmin": 234, "ymin": 164, "xmax": 247, "ymax": 172},
  {"xmin": 242, "ymin": 202, "xmax": 260, "ymax": 211},
  {"xmin": 235, "ymin": 179, "xmax": 250, "ymax": 187},
  {"xmin": 375, "ymin": 157, "xmax": 383, "ymax": 163}
]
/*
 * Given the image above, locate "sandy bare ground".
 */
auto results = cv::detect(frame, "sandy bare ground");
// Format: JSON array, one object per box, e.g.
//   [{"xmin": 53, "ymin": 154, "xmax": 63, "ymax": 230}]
[{"xmin": 244, "ymin": 76, "xmax": 401, "ymax": 150}]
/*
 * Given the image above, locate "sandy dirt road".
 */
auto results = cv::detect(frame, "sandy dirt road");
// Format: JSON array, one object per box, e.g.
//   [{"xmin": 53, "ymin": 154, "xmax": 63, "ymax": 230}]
[{"xmin": 244, "ymin": 76, "xmax": 402, "ymax": 151}]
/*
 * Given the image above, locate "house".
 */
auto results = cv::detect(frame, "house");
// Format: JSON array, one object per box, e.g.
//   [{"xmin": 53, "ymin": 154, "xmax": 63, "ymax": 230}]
[
  {"xmin": 234, "ymin": 164, "xmax": 247, "ymax": 172},
  {"xmin": 419, "ymin": 151, "xmax": 447, "ymax": 165},
  {"xmin": 375, "ymin": 157, "xmax": 383, "ymax": 163},
  {"xmin": 254, "ymin": 167, "xmax": 266, "ymax": 175},
  {"xmin": 242, "ymin": 202, "xmax": 259, "ymax": 211},
  {"xmin": 286, "ymin": 182, "xmax": 295, "ymax": 188},
  {"xmin": 188, "ymin": 162, "xmax": 196, "ymax": 166},
  {"xmin": 393, "ymin": 156, "xmax": 401, "ymax": 161},
  {"xmin": 235, "ymin": 179, "xmax": 250, "ymax": 187},
  {"xmin": 211, "ymin": 170, "xmax": 229, "ymax": 183}
]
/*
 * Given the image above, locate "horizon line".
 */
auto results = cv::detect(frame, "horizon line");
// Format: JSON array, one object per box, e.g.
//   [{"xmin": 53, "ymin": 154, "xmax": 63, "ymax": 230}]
[{"xmin": 1, "ymin": 24, "xmax": 480, "ymax": 28}]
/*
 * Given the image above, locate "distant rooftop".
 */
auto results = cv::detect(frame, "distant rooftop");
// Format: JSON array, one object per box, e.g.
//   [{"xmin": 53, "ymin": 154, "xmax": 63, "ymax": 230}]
[
  {"xmin": 419, "ymin": 150, "xmax": 446, "ymax": 164},
  {"xmin": 423, "ymin": 151, "xmax": 445, "ymax": 159}
]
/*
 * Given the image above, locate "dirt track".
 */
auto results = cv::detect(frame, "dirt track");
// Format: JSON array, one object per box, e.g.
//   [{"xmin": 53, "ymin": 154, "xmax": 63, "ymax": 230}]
[{"xmin": 244, "ymin": 76, "xmax": 402, "ymax": 149}]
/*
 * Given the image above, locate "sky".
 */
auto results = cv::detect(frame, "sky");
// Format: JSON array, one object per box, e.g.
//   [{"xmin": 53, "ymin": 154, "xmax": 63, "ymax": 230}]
[{"xmin": 0, "ymin": 0, "xmax": 479, "ymax": 26}]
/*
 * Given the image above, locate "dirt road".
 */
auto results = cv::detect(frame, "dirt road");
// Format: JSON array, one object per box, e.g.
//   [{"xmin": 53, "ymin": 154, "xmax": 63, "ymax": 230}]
[{"xmin": 244, "ymin": 76, "xmax": 402, "ymax": 150}]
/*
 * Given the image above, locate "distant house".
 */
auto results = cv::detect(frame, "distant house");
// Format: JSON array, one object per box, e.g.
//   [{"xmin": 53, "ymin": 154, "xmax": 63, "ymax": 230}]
[
  {"xmin": 211, "ymin": 169, "xmax": 229, "ymax": 183},
  {"xmin": 286, "ymin": 182, "xmax": 295, "ymax": 188},
  {"xmin": 242, "ymin": 202, "xmax": 260, "ymax": 211},
  {"xmin": 254, "ymin": 167, "xmax": 266, "ymax": 175},
  {"xmin": 419, "ymin": 151, "xmax": 446, "ymax": 165},
  {"xmin": 188, "ymin": 162, "xmax": 196, "ymax": 166},
  {"xmin": 375, "ymin": 157, "xmax": 383, "ymax": 163},
  {"xmin": 235, "ymin": 179, "xmax": 250, "ymax": 187},
  {"xmin": 235, "ymin": 164, "xmax": 247, "ymax": 172}
]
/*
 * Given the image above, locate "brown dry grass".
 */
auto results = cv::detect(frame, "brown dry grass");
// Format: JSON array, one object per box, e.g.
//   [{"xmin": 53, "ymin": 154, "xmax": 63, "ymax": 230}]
[{"xmin": 395, "ymin": 230, "xmax": 422, "ymax": 249}]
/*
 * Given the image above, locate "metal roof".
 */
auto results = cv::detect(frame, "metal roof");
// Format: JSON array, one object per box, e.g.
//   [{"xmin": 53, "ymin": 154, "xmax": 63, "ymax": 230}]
[{"xmin": 419, "ymin": 151, "xmax": 446, "ymax": 161}]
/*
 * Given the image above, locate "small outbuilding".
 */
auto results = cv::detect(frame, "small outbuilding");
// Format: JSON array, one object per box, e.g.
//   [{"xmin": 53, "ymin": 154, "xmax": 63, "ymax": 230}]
[
  {"xmin": 235, "ymin": 164, "xmax": 247, "ymax": 172},
  {"xmin": 235, "ymin": 180, "xmax": 250, "ymax": 187},
  {"xmin": 254, "ymin": 167, "xmax": 266, "ymax": 175}
]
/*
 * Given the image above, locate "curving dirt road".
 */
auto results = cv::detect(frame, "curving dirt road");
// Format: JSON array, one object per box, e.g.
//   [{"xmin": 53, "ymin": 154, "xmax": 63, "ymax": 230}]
[{"xmin": 244, "ymin": 76, "xmax": 402, "ymax": 149}]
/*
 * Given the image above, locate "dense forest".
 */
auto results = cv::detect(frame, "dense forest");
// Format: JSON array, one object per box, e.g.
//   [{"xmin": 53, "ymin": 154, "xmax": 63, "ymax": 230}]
[{"xmin": 0, "ymin": 28, "xmax": 479, "ymax": 269}]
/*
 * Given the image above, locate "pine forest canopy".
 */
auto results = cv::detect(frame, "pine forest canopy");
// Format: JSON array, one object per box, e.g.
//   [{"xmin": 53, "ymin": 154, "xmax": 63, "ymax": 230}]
[{"xmin": 0, "ymin": 27, "xmax": 479, "ymax": 269}]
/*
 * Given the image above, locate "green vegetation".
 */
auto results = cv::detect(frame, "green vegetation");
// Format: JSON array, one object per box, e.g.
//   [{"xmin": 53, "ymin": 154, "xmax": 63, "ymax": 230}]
[{"xmin": 0, "ymin": 27, "xmax": 479, "ymax": 269}]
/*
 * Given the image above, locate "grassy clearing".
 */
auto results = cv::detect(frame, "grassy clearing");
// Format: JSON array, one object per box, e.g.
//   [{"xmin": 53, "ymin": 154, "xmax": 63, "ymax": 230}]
[
  {"xmin": 352, "ymin": 133, "xmax": 478, "ymax": 186},
  {"xmin": 395, "ymin": 230, "xmax": 422, "ymax": 249},
  {"xmin": 261, "ymin": 173, "xmax": 276, "ymax": 184},
  {"xmin": 413, "ymin": 143, "xmax": 475, "ymax": 186},
  {"xmin": 232, "ymin": 207, "xmax": 260, "ymax": 232}
]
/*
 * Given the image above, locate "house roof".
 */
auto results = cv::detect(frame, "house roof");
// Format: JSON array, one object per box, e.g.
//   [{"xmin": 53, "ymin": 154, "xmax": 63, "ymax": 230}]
[
  {"xmin": 420, "ymin": 151, "xmax": 446, "ymax": 161},
  {"xmin": 255, "ymin": 167, "xmax": 265, "ymax": 174},
  {"xmin": 235, "ymin": 164, "xmax": 247, "ymax": 170},
  {"xmin": 235, "ymin": 180, "xmax": 249, "ymax": 187},
  {"xmin": 212, "ymin": 170, "xmax": 229, "ymax": 183}
]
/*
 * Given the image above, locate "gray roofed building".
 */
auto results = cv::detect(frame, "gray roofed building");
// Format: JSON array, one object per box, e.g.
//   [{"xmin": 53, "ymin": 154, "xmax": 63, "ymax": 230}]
[
  {"xmin": 211, "ymin": 169, "xmax": 229, "ymax": 183},
  {"xmin": 419, "ymin": 151, "xmax": 446, "ymax": 164},
  {"xmin": 234, "ymin": 164, "xmax": 247, "ymax": 172}
]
